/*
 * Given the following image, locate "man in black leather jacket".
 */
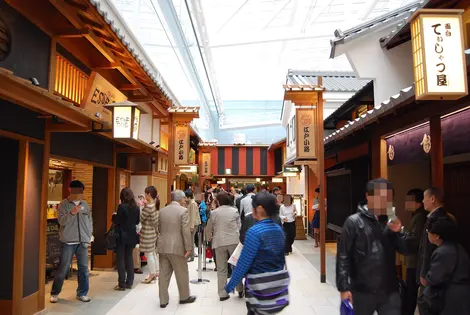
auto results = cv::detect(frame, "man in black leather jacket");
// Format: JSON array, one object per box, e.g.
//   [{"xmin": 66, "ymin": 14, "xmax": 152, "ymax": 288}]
[{"xmin": 336, "ymin": 178, "xmax": 412, "ymax": 315}]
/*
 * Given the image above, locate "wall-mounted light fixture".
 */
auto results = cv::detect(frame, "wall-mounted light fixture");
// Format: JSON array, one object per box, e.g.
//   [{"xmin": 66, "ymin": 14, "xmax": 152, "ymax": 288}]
[{"xmin": 105, "ymin": 100, "xmax": 147, "ymax": 140}]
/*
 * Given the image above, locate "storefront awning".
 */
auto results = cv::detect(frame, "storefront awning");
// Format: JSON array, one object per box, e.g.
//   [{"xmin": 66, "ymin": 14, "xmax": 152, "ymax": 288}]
[{"xmin": 324, "ymin": 85, "xmax": 415, "ymax": 144}]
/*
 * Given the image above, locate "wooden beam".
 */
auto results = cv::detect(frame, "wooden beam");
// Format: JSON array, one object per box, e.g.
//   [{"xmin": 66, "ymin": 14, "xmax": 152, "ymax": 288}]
[
  {"xmin": 48, "ymin": 37, "xmax": 57, "ymax": 93},
  {"xmin": 167, "ymin": 114, "xmax": 175, "ymax": 203},
  {"xmin": 38, "ymin": 125, "xmax": 51, "ymax": 311},
  {"xmin": 150, "ymin": 100, "xmax": 168, "ymax": 117},
  {"xmin": 128, "ymin": 95, "xmax": 153, "ymax": 102},
  {"xmin": 49, "ymin": 123, "xmax": 92, "ymax": 132},
  {"xmin": 115, "ymin": 147, "xmax": 144, "ymax": 154},
  {"xmin": 0, "ymin": 70, "xmax": 90, "ymax": 128},
  {"xmin": 55, "ymin": 28, "xmax": 87, "ymax": 38},
  {"xmin": 430, "ymin": 116, "xmax": 444, "ymax": 189},
  {"xmin": 0, "ymin": 130, "xmax": 44, "ymax": 144},
  {"xmin": 12, "ymin": 140, "xmax": 28, "ymax": 315},
  {"xmin": 119, "ymin": 84, "xmax": 140, "ymax": 91},
  {"xmin": 50, "ymin": 0, "xmax": 84, "ymax": 28},
  {"xmin": 116, "ymin": 63, "xmax": 138, "ymax": 85},
  {"xmin": 83, "ymin": 30, "xmax": 116, "ymax": 63},
  {"xmin": 371, "ymin": 135, "xmax": 388, "ymax": 179},
  {"xmin": 65, "ymin": 0, "xmax": 89, "ymax": 11}
]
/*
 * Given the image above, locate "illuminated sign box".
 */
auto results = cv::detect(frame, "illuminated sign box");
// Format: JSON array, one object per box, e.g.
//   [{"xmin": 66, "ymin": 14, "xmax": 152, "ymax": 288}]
[
  {"xmin": 410, "ymin": 9, "xmax": 468, "ymax": 100},
  {"xmin": 105, "ymin": 101, "xmax": 147, "ymax": 139}
]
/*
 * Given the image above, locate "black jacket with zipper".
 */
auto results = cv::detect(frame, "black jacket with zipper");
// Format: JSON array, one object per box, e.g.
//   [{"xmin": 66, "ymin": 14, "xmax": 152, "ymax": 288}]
[{"xmin": 336, "ymin": 203, "xmax": 413, "ymax": 294}]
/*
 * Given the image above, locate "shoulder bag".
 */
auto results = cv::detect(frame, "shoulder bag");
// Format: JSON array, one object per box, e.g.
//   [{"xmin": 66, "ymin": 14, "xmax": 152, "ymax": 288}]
[{"xmin": 245, "ymin": 269, "xmax": 290, "ymax": 314}]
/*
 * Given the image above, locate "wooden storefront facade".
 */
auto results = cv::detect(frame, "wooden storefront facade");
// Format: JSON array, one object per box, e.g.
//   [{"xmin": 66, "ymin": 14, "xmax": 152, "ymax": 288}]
[{"xmin": 0, "ymin": 0, "xmax": 176, "ymax": 314}]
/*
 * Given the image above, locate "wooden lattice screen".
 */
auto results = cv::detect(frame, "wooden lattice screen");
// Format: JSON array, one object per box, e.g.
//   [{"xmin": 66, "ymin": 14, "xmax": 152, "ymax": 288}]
[{"xmin": 54, "ymin": 54, "xmax": 89, "ymax": 105}]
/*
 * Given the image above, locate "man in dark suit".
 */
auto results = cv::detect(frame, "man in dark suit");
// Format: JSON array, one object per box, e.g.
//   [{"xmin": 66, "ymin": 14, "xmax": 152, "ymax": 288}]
[
  {"xmin": 417, "ymin": 187, "xmax": 456, "ymax": 315},
  {"xmin": 403, "ymin": 189, "xmax": 427, "ymax": 315}
]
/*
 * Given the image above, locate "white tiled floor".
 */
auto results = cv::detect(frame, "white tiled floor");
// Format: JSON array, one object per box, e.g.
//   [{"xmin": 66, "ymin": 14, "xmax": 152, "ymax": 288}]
[{"xmin": 46, "ymin": 239, "xmax": 340, "ymax": 315}]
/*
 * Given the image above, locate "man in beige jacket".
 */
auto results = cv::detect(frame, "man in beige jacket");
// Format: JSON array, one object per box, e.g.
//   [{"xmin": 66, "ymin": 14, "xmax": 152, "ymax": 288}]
[
  {"xmin": 157, "ymin": 190, "xmax": 196, "ymax": 308},
  {"xmin": 185, "ymin": 189, "xmax": 201, "ymax": 262}
]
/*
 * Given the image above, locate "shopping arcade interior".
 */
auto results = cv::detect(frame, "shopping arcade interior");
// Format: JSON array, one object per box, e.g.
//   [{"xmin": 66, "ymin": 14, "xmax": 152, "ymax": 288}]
[{"xmin": 2, "ymin": 0, "xmax": 470, "ymax": 314}]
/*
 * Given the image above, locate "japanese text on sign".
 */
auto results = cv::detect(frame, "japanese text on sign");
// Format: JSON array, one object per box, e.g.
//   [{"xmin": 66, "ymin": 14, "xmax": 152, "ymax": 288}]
[
  {"xmin": 432, "ymin": 22, "xmax": 452, "ymax": 87},
  {"xmin": 174, "ymin": 125, "xmax": 189, "ymax": 165},
  {"xmin": 420, "ymin": 14, "xmax": 467, "ymax": 97},
  {"xmin": 295, "ymin": 109, "xmax": 317, "ymax": 159}
]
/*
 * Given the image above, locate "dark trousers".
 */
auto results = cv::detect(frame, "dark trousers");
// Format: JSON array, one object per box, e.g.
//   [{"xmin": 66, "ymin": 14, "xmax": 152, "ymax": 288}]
[
  {"xmin": 116, "ymin": 243, "xmax": 135, "ymax": 288},
  {"xmin": 353, "ymin": 291, "xmax": 401, "ymax": 315},
  {"xmin": 283, "ymin": 222, "xmax": 296, "ymax": 253},
  {"xmin": 404, "ymin": 268, "xmax": 418, "ymax": 315}
]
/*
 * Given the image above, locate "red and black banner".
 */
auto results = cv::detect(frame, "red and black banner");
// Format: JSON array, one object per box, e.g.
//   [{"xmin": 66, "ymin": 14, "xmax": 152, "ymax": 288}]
[{"xmin": 210, "ymin": 146, "xmax": 272, "ymax": 176}]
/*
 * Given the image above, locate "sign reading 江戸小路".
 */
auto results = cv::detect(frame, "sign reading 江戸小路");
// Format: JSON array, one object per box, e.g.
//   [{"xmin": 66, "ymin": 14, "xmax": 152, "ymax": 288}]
[
  {"xmin": 174, "ymin": 125, "xmax": 189, "ymax": 165},
  {"xmin": 296, "ymin": 108, "xmax": 317, "ymax": 159}
]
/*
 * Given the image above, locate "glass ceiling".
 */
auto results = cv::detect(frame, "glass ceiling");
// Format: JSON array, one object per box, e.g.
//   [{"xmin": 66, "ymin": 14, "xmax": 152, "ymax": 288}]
[{"xmin": 111, "ymin": 0, "xmax": 417, "ymax": 138}]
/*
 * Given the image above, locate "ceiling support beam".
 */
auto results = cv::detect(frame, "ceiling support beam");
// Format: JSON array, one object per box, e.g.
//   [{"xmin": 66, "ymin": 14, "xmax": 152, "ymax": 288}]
[{"xmin": 155, "ymin": 0, "xmax": 213, "ymax": 113}]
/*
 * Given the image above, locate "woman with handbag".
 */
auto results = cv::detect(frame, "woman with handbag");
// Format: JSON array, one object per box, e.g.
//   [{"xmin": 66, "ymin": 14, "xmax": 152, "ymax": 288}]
[
  {"xmin": 112, "ymin": 188, "xmax": 140, "ymax": 291},
  {"xmin": 140, "ymin": 186, "xmax": 160, "ymax": 284},
  {"xmin": 224, "ymin": 191, "xmax": 288, "ymax": 315},
  {"xmin": 419, "ymin": 217, "xmax": 470, "ymax": 315}
]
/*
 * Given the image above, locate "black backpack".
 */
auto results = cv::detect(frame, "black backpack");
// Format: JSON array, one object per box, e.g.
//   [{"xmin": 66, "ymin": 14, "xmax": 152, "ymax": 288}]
[{"xmin": 105, "ymin": 224, "xmax": 119, "ymax": 250}]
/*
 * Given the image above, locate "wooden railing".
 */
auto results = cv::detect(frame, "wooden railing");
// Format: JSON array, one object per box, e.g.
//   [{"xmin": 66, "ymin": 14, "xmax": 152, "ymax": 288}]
[{"xmin": 54, "ymin": 54, "xmax": 89, "ymax": 105}]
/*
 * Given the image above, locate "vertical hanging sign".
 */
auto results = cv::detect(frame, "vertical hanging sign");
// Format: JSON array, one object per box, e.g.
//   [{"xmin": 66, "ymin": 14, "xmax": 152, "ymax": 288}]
[
  {"xmin": 296, "ymin": 108, "xmax": 317, "ymax": 159},
  {"xmin": 174, "ymin": 125, "xmax": 189, "ymax": 165},
  {"xmin": 201, "ymin": 153, "xmax": 211, "ymax": 176},
  {"xmin": 411, "ymin": 9, "xmax": 468, "ymax": 100}
]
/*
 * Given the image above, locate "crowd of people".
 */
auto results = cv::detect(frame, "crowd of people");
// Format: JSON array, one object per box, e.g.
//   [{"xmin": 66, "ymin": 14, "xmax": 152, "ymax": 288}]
[
  {"xmin": 47, "ymin": 177, "xmax": 470, "ymax": 315},
  {"xmin": 48, "ymin": 181, "xmax": 294, "ymax": 314},
  {"xmin": 336, "ymin": 179, "xmax": 470, "ymax": 315}
]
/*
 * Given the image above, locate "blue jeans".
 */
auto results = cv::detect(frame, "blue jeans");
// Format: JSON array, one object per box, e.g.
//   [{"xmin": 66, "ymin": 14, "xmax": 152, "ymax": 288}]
[{"xmin": 51, "ymin": 243, "xmax": 89, "ymax": 297}]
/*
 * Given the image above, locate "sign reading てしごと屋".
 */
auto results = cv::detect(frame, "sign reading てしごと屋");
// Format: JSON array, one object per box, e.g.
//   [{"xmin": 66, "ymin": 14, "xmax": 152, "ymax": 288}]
[
  {"xmin": 174, "ymin": 125, "xmax": 189, "ymax": 165},
  {"xmin": 411, "ymin": 10, "xmax": 468, "ymax": 100}
]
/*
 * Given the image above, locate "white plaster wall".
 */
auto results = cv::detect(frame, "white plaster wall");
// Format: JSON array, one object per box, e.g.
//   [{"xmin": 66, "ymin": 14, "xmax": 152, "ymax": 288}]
[
  {"xmin": 130, "ymin": 175, "xmax": 148, "ymax": 197},
  {"xmin": 138, "ymin": 103, "xmax": 152, "ymax": 144},
  {"xmin": 152, "ymin": 119, "xmax": 160, "ymax": 144},
  {"xmin": 286, "ymin": 167, "xmax": 306, "ymax": 195},
  {"xmin": 338, "ymin": 28, "xmax": 414, "ymax": 107},
  {"xmin": 282, "ymin": 101, "xmax": 297, "ymax": 162}
]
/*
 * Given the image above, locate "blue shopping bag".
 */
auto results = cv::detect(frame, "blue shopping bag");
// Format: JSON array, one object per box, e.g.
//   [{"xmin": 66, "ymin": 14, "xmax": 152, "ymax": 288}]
[{"xmin": 340, "ymin": 300, "xmax": 354, "ymax": 315}]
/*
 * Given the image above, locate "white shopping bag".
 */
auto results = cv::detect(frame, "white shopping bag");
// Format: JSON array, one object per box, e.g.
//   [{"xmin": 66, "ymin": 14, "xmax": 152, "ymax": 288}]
[{"xmin": 228, "ymin": 243, "xmax": 244, "ymax": 266}]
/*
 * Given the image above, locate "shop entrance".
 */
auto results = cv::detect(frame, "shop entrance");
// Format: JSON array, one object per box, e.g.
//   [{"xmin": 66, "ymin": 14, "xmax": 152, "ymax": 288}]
[{"xmin": 46, "ymin": 157, "xmax": 111, "ymax": 285}]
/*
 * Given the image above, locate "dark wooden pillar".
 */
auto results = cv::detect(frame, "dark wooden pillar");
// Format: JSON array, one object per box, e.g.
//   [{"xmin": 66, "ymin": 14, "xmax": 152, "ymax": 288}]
[{"xmin": 430, "ymin": 116, "xmax": 444, "ymax": 189}]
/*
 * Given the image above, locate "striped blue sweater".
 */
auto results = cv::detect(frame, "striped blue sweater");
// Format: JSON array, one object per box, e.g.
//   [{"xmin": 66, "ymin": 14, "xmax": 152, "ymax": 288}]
[{"xmin": 225, "ymin": 219, "xmax": 285, "ymax": 293}]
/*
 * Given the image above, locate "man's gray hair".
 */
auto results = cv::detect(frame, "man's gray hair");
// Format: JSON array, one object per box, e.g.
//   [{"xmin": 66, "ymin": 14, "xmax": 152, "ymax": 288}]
[{"xmin": 171, "ymin": 190, "xmax": 186, "ymax": 202}]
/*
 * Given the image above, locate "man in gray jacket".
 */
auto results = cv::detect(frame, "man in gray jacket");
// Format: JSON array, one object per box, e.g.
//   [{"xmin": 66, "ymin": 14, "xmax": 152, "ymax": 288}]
[{"xmin": 50, "ymin": 180, "xmax": 93, "ymax": 304}]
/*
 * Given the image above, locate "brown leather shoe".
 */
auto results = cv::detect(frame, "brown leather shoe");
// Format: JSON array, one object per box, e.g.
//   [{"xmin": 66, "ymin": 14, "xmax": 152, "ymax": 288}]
[{"xmin": 179, "ymin": 296, "xmax": 197, "ymax": 304}]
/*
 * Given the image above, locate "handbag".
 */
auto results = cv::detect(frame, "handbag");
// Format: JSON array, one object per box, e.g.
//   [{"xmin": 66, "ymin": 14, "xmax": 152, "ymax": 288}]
[
  {"xmin": 340, "ymin": 300, "xmax": 354, "ymax": 315},
  {"xmin": 245, "ymin": 269, "xmax": 290, "ymax": 314},
  {"xmin": 105, "ymin": 224, "xmax": 119, "ymax": 250}
]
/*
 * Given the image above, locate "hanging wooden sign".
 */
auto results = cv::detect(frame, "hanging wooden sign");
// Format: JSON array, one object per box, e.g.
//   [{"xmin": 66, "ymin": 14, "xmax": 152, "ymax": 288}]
[
  {"xmin": 81, "ymin": 72, "xmax": 127, "ymax": 124},
  {"xmin": 410, "ymin": 9, "xmax": 468, "ymax": 100},
  {"xmin": 201, "ymin": 153, "xmax": 211, "ymax": 176},
  {"xmin": 174, "ymin": 125, "xmax": 189, "ymax": 165},
  {"xmin": 296, "ymin": 108, "xmax": 317, "ymax": 159}
]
